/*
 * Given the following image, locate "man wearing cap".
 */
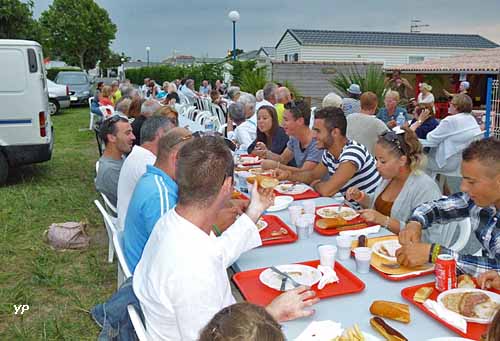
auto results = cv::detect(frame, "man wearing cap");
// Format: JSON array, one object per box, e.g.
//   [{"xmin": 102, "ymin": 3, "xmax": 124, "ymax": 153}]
[
  {"xmin": 443, "ymin": 81, "xmax": 470, "ymax": 98},
  {"xmin": 342, "ymin": 84, "xmax": 361, "ymax": 116}
]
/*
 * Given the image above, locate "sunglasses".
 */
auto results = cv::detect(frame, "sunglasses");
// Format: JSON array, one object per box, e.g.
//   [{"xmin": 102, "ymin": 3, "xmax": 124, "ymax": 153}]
[
  {"xmin": 381, "ymin": 130, "xmax": 406, "ymax": 153},
  {"xmin": 284, "ymin": 99, "xmax": 305, "ymax": 110},
  {"xmin": 105, "ymin": 114, "xmax": 129, "ymax": 123}
]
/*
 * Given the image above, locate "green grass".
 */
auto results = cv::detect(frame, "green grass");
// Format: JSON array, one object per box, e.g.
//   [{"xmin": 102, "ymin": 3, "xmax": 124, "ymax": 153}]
[{"xmin": 0, "ymin": 107, "xmax": 115, "ymax": 340}]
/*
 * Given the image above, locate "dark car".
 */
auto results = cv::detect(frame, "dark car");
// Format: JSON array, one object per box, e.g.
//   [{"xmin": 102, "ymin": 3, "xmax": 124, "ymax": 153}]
[{"xmin": 55, "ymin": 71, "xmax": 93, "ymax": 105}]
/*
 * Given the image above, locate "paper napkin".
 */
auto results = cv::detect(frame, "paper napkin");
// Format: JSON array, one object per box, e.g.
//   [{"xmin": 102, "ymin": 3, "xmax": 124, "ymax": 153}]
[
  {"xmin": 316, "ymin": 265, "xmax": 339, "ymax": 290},
  {"xmin": 423, "ymin": 299, "xmax": 467, "ymax": 333},
  {"xmin": 338, "ymin": 225, "xmax": 381, "ymax": 237},
  {"xmin": 295, "ymin": 320, "xmax": 343, "ymax": 341}
]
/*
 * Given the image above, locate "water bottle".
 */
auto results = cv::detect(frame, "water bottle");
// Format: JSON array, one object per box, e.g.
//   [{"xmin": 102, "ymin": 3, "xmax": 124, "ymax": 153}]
[
  {"xmin": 396, "ymin": 112, "xmax": 406, "ymax": 127},
  {"xmin": 204, "ymin": 117, "xmax": 214, "ymax": 132}
]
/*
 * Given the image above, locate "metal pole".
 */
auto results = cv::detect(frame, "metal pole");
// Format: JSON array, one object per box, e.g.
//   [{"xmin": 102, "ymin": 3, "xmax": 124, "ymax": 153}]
[
  {"xmin": 485, "ymin": 77, "xmax": 493, "ymax": 138},
  {"xmin": 147, "ymin": 50, "xmax": 150, "ymax": 67},
  {"xmin": 232, "ymin": 21, "xmax": 236, "ymax": 61}
]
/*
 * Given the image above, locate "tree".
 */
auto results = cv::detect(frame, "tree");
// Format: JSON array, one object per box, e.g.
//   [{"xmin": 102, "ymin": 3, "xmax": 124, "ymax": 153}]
[
  {"xmin": 39, "ymin": 0, "xmax": 116, "ymax": 70},
  {"xmin": 100, "ymin": 50, "xmax": 131, "ymax": 69},
  {"xmin": 0, "ymin": 0, "xmax": 39, "ymax": 40}
]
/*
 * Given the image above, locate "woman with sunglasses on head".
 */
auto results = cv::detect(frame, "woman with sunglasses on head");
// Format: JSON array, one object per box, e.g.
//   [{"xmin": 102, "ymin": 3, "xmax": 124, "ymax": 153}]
[
  {"xmin": 248, "ymin": 105, "xmax": 289, "ymax": 158},
  {"xmin": 346, "ymin": 127, "xmax": 441, "ymax": 237}
]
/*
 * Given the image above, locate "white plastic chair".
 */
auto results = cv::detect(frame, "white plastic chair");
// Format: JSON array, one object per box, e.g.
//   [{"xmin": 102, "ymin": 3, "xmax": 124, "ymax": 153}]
[
  {"xmin": 127, "ymin": 305, "xmax": 148, "ymax": 341},
  {"xmin": 440, "ymin": 218, "xmax": 472, "ymax": 252},
  {"xmin": 99, "ymin": 105, "xmax": 115, "ymax": 119},
  {"xmin": 94, "ymin": 200, "xmax": 116, "ymax": 264},
  {"xmin": 88, "ymin": 97, "xmax": 97, "ymax": 130},
  {"xmin": 112, "ymin": 230, "xmax": 132, "ymax": 287},
  {"xmin": 310, "ymin": 107, "xmax": 317, "ymax": 129},
  {"xmin": 195, "ymin": 111, "xmax": 214, "ymax": 126}
]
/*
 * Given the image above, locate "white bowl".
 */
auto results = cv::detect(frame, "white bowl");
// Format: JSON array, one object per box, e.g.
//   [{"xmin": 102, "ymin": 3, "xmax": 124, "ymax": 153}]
[{"xmin": 267, "ymin": 196, "xmax": 294, "ymax": 212}]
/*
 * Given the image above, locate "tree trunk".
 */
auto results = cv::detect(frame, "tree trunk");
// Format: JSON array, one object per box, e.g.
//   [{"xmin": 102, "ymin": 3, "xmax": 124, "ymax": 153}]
[{"xmin": 79, "ymin": 53, "xmax": 85, "ymax": 70}]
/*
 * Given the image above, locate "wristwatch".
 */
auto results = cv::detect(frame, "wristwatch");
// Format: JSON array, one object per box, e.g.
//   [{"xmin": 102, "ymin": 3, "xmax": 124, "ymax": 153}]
[{"xmin": 417, "ymin": 120, "xmax": 422, "ymax": 124}]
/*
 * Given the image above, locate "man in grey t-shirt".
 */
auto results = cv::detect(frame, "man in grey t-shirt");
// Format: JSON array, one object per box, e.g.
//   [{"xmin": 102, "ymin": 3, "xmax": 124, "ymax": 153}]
[
  {"xmin": 95, "ymin": 115, "xmax": 136, "ymax": 206},
  {"xmin": 260, "ymin": 100, "xmax": 322, "ymax": 172},
  {"xmin": 346, "ymin": 91, "xmax": 388, "ymax": 155}
]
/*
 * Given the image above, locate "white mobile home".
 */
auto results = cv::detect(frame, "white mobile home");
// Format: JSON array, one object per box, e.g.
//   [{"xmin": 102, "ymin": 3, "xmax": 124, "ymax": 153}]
[{"xmin": 276, "ymin": 29, "xmax": 499, "ymax": 67}]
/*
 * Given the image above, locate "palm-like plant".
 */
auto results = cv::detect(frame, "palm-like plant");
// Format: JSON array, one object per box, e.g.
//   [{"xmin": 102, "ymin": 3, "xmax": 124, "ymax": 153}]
[
  {"xmin": 329, "ymin": 65, "xmax": 386, "ymax": 106},
  {"xmin": 240, "ymin": 67, "xmax": 267, "ymax": 95}
]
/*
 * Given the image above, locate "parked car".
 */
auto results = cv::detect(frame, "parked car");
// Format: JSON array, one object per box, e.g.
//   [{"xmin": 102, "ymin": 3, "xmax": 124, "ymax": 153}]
[
  {"xmin": 54, "ymin": 71, "xmax": 93, "ymax": 105},
  {"xmin": 47, "ymin": 79, "xmax": 70, "ymax": 115},
  {"xmin": 0, "ymin": 39, "xmax": 54, "ymax": 185}
]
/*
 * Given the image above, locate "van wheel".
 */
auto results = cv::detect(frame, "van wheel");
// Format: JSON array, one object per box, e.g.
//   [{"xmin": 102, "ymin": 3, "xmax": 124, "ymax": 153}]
[
  {"xmin": 49, "ymin": 99, "xmax": 60, "ymax": 115},
  {"xmin": 0, "ymin": 153, "xmax": 8, "ymax": 185}
]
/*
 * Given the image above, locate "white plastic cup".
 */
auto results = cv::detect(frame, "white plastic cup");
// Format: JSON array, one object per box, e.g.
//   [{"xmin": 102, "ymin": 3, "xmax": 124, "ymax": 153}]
[
  {"xmin": 318, "ymin": 244, "xmax": 337, "ymax": 268},
  {"xmin": 288, "ymin": 205, "xmax": 303, "ymax": 226},
  {"xmin": 353, "ymin": 247, "xmax": 372, "ymax": 274},
  {"xmin": 303, "ymin": 200, "xmax": 316, "ymax": 215},
  {"xmin": 336, "ymin": 235, "xmax": 352, "ymax": 260},
  {"xmin": 301, "ymin": 213, "xmax": 316, "ymax": 236},
  {"xmin": 296, "ymin": 216, "xmax": 310, "ymax": 240}
]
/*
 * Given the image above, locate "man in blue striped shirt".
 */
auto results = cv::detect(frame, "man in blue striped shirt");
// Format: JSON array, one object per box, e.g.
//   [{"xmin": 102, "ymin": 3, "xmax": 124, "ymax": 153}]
[
  {"xmin": 397, "ymin": 138, "xmax": 500, "ymax": 276},
  {"xmin": 275, "ymin": 107, "xmax": 381, "ymax": 206}
]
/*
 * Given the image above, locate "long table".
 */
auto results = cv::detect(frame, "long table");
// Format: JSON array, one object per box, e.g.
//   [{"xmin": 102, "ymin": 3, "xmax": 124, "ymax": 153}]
[{"xmin": 232, "ymin": 195, "xmax": 457, "ymax": 340}]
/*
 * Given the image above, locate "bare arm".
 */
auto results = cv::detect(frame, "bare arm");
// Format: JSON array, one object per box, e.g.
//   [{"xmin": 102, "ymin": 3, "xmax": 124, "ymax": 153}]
[{"xmin": 313, "ymin": 161, "xmax": 357, "ymax": 197}]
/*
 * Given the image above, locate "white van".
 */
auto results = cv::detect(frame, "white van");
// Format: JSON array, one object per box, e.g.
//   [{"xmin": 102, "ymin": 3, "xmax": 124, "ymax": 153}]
[{"xmin": 0, "ymin": 39, "xmax": 54, "ymax": 184}]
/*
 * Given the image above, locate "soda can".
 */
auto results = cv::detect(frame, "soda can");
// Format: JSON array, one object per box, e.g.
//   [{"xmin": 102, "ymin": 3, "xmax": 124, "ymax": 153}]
[{"xmin": 435, "ymin": 254, "xmax": 457, "ymax": 292}]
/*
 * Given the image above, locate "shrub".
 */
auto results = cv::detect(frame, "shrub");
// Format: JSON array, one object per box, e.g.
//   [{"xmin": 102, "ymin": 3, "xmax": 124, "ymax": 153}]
[
  {"xmin": 240, "ymin": 66, "xmax": 267, "ymax": 95},
  {"xmin": 125, "ymin": 64, "xmax": 224, "ymax": 89}
]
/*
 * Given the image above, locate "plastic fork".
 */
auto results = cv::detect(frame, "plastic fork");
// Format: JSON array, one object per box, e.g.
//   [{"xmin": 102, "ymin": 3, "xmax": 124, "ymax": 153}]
[{"xmin": 280, "ymin": 276, "xmax": 288, "ymax": 291}]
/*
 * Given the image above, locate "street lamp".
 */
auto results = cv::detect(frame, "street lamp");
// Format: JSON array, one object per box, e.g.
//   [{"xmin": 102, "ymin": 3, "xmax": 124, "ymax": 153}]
[
  {"xmin": 146, "ymin": 46, "xmax": 151, "ymax": 67},
  {"xmin": 120, "ymin": 57, "xmax": 125, "ymax": 81},
  {"xmin": 228, "ymin": 10, "xmax": 240, "ymax": 61}
]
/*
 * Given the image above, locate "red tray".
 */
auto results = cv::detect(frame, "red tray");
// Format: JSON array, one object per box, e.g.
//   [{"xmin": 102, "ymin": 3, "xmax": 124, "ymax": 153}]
[
  {"xmin": 350, "ymin": 236, "xmax": 434, "ymax": 281},
  {"xmin": 314, "ymin": 204, "xmax": 377, "ymax": 236},
  {"xmin": 259, "ymin": 215, "xmax": 298, "ymax": 246},
  {"xmin": 274, "ymin": 187, "xmax": 320, "ymax": 201},
  {"xmin": 401, "ymin": 282, "xmax": 498, "ymax": 339},
  {"xmin": 238, "ymin": 154, "xmax": 262, "ymax": 166},
  {"xmin": 233, "ymin": 260, "xmax": 365, "ymax": 306},
  {"xmin": 231, "ymin": 190, "xmax": 249, "ymax": 201}
]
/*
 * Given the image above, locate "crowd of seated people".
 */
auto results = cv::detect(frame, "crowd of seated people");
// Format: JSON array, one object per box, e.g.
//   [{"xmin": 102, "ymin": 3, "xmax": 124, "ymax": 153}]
[{"xmin": 91, "ymin": 75, "xmax": 498, "ymax": 340}]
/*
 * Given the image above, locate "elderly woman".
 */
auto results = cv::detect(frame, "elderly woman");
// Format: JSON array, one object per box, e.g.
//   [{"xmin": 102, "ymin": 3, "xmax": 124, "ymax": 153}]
[
  {"xmin": 322, "ymin": 92, "xmax": 343, "ymax": 109},
  {"xmin": 377, "ymin": 90, "xmax": 411, "ymax": 128},
  {"xmin": 227, "ymin": 102, "xmax": 256, "ymax": 151},
  {"xmin": 409, "ymin": 102, "xmax": 439, "ymax": 139},
  {"xmin": 248, "ymin": 105, "xmax": 288, "ymax": 156},
  {"xmin": 346, "ymin": 128, "xmax": 441, "ymax": 241},
  {"xmin": 425, "ymin": 94, "xmax": 481, "ymax": 174},
  {"xmin": 417, "ymin": 82, "xmax": 435, "ymax": 104},
  {"xmin": 226, "ymin": 86, "xmax": 241, "ymax": 106}
]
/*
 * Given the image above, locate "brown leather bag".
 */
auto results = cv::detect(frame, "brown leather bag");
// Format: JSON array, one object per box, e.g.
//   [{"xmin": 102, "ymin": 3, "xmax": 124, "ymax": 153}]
[{"xmin": 44, "ymin": 221, "xmax": 90, "ymax": 250}]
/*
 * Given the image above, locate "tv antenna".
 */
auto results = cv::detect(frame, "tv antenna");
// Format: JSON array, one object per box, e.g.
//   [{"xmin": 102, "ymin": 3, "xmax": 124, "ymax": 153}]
[{"xmin": 410, "ymin": 19, "xmax": 430, "ymax": 33}]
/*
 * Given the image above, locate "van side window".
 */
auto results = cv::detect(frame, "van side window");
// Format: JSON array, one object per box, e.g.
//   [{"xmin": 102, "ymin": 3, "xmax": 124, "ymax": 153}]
[{"xmin": 27, "ymin": 49, "xmax": 38, "ymax": 73}]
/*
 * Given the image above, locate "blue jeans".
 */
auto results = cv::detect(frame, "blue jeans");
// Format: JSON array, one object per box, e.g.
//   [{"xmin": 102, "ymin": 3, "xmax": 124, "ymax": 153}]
[{"xmin": 90, "ymin": 277, "xmax": 144, "ymax": 341}]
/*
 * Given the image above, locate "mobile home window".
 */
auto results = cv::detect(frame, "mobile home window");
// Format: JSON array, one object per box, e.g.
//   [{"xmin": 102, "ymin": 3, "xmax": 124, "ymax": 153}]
[
  {"xmin": 293, "ymin": 53, "xmax": 298, "ymax": 61},
  {"xmin": 408, "ymin": 56, "xmax": 424, "ymax": 64},
  {"xmin": 27, "ymin": 48, "xmax": 38, "ymax": 73},
  {"xmin": 284, "ymin": 54, "xmax": 288, "ymax": 62}
]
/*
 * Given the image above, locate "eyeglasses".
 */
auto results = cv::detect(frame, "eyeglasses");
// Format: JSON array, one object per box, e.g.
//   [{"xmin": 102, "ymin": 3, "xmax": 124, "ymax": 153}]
[
  {"xmin": 381, "ymin": 130, "xmax": 406, "ymax": 154},
  {"xmin": 105, "ymin": 114, "xmax": 129, "ymax": 123}
]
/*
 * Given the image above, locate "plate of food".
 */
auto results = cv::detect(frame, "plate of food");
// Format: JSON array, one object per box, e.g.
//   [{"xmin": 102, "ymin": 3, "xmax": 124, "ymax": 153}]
[
  {"xmin": 249, "ymin": 168, "xmax": 274, "ymax": 176},
  {"xmin": 236, "ymin": 155, "xmax": 261, "ymax": 165},
  {"xmin": 259, "ymin": 264, "xmax": 321, "ymax": 291},
  {"xmin": 437, "ymin": 288, "xmax": 500, "ymax": 324},
  {"xmin": 372, "ymin": 240, "xmax": 401, "ymax": 263},
  {"xmin": 267, "ymin": 196, "xmax": 294, "ymax": 212},
  {"xmin": 256, "ymin": 219, "xmax": 268, "ymax": 232},
  {"xmin": 316, "ymin": 206, "xmax": 359, "ymax": 220},
  {"xmin": 274, "ymin": 183, "xmax": 310, "ymax": 195}
]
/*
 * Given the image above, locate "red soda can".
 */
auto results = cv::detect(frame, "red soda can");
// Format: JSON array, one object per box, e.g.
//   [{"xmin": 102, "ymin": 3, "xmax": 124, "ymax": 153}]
[{"xmin": 435, "ymin": 254, "xmax": 457, "ymax": 291}]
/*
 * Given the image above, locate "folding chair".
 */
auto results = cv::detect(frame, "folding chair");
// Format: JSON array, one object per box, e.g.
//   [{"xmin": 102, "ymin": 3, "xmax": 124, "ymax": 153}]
[
  {"xmin": 112, "ymin": 231, "xmax": 132, "ymax": 287},
  {"xmin": 127, "ymin": 305, "xmax": 148, "ymax": 341},
  {"xmin": 440, "ymin": 218, "xmax": 472, "ymax": 252},
  {"xmin": 88, "ymin": 97, "xmax": 97, "ymax": 130},
  {"xmin": 94, "ymin": 199, "xmax": 116, "ymax": 263}
]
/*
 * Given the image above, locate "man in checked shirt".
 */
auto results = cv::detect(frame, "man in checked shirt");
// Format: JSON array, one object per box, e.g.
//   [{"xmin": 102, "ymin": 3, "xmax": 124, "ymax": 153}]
[{"xmin": 396, "ymin": 138, "xmax": 500, "ymax": 277}]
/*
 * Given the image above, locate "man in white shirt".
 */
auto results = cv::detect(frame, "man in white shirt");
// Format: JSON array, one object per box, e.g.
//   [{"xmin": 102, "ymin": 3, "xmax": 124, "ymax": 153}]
[
  {"xmin": 140, "ymin": 78, "xmax": 150, "ymax": 98},
  {"xmin": 180, "ymin": 79, "xmax": 198, "ymax": 104},
  {"xmin": 116, "ymin": 116, "xmax": 175, "ymax": 230},
  {"xmin": 226, "ymin": 94, "xmax": 257, "ymax": 150},
  {"xmin": 133, "ymin": 136, "xmax": 319, "ymax": 340}
]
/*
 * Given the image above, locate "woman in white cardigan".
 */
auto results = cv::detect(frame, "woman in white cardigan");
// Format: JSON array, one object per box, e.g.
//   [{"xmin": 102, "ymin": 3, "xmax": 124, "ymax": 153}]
[{"xmin": 346, "ymin": 127, "xmax": 441, "ymax": 236}]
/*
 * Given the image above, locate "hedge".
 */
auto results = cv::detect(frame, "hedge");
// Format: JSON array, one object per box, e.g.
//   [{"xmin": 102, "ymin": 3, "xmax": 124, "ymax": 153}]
[{"xmin": 125, "ymin": 63, "xmax": 224, "ymax": 88}]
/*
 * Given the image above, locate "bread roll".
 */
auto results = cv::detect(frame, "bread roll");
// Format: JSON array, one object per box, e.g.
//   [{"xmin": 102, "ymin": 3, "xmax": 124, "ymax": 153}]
[
  {"xmin": 413, "ymin": 287, "xmax": 433, "ymax": 303},
  {"xmin": 369, "ymin": 300, "xmax": 411, "ymax": 323},
  {"xmin": 370, "ymin": 317, "xmax": 408, "ymax": 341},
  {"xmin": 458, "ymin": 274, "xmax": 476, "ymax": 288}
]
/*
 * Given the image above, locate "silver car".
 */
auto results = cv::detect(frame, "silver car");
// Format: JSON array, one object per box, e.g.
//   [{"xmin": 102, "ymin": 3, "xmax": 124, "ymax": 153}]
[
  {"xmin": 55, "ymin": 71, "xmax": 93, "ymax": 105},
  {"xmin": 47, "ymin": 79, "xmax": 70, "ymax": 115}
]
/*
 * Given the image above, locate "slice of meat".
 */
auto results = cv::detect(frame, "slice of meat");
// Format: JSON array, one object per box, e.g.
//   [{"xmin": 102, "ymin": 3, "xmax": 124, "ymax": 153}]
[{"xmin": 459, "ymin": 292, "xmax": 490, "ymax": 317}]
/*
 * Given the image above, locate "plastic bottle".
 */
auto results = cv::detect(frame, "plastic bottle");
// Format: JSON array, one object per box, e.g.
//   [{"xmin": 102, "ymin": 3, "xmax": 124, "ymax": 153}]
[
  {"xmin": 204, "ymin": 117, "xmax": 214, "ymax": 132},
  {"xmin": 396, "ymin": 112, "xmax": 406, "ymax": 127}
]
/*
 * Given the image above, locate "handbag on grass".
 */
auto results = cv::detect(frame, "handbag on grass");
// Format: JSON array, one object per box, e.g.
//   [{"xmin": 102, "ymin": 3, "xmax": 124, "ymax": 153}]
[{"xmin": 44, "ymin": 221, "xmax": 90, "ymax": 250}]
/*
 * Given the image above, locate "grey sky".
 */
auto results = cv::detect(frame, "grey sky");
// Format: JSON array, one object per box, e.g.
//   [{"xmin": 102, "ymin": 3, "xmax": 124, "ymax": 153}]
[{"xmin": 33, "ymin": 0, "xmax": 500, "ymax": 62}]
